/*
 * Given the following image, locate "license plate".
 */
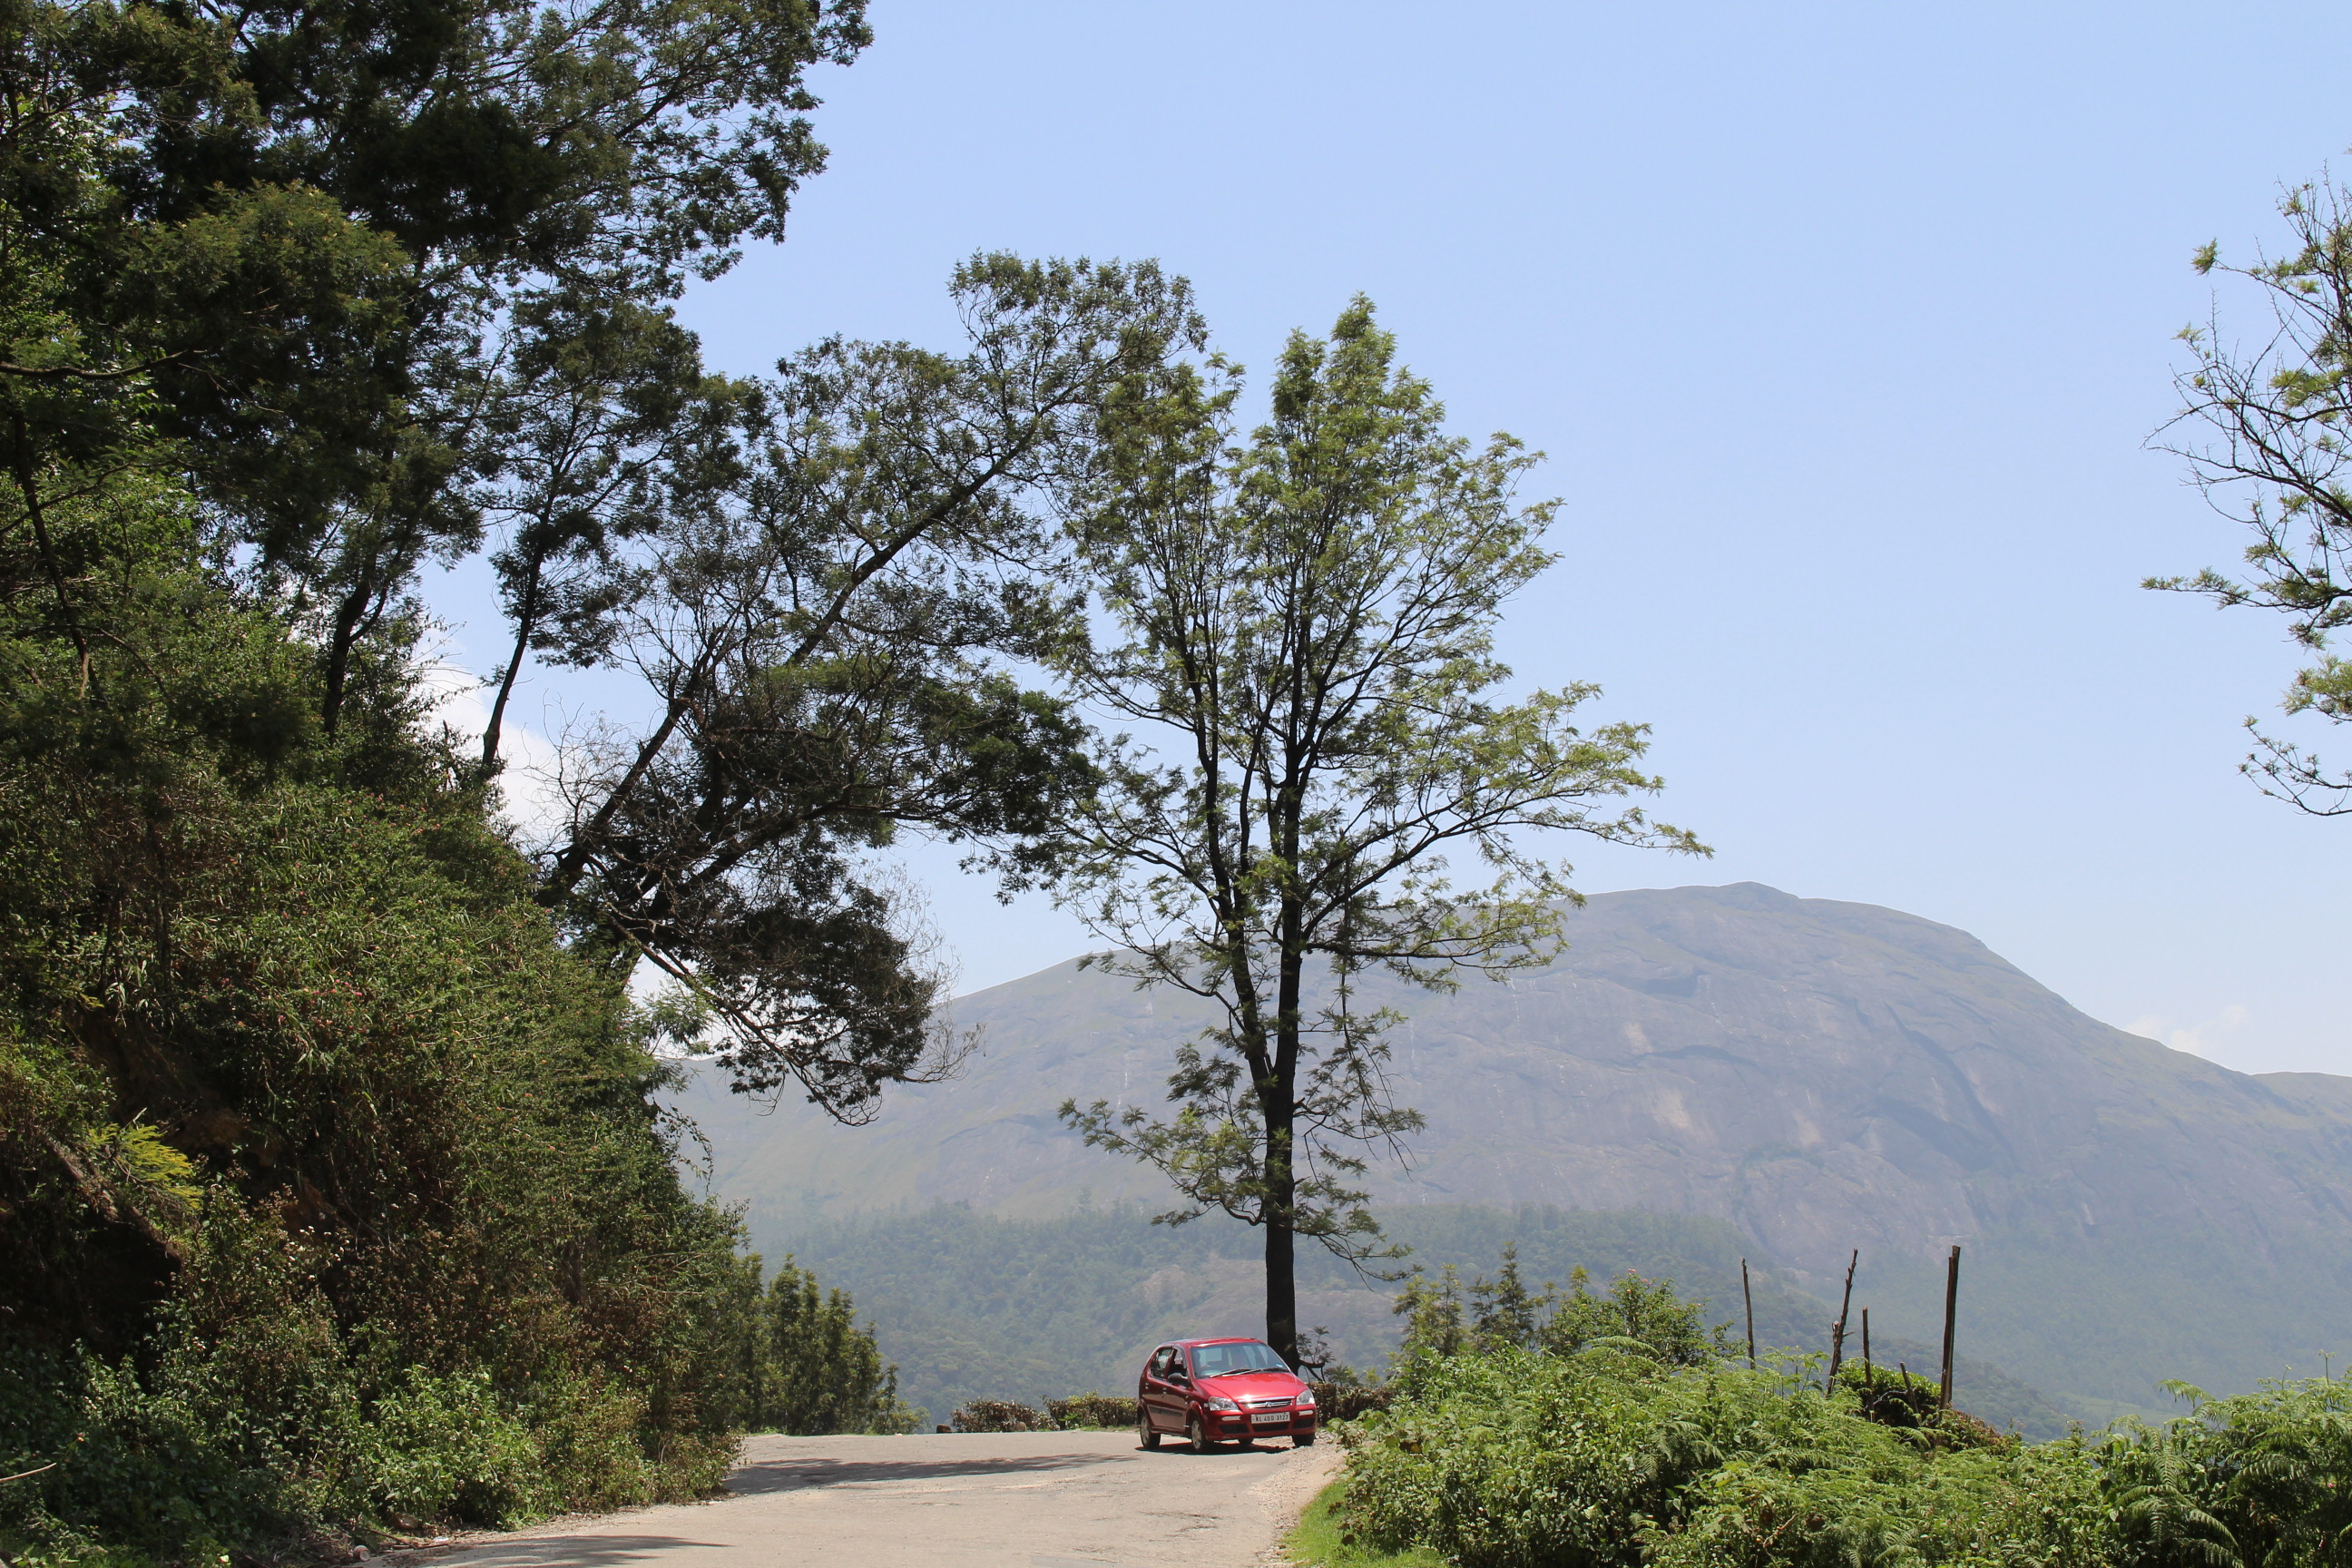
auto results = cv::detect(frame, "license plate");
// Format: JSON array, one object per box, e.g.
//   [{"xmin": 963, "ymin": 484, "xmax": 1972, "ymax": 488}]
[{"xmin": 1250, "ymin": 1411, "xmax": 1289, "ymax": 1425}]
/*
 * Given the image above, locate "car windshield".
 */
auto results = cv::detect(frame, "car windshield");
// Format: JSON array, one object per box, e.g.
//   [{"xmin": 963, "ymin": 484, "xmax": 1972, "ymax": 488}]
[{"xmin": 1189, "ymin": 1341, "xmax": 1292, "ymax": 1377}]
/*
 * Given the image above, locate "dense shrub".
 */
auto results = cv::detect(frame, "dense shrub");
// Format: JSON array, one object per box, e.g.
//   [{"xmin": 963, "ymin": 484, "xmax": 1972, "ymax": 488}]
[
  {"xmin": 1340, "ymin": 1344, "xmax": 2352, "ymax": 1568},
  {"xmin": 1312, "ymin": 1384, "xmax": 1395, "ymax": 1422},
  {"xmin": 950, "ymin": 1400, "xmax": 1056, "ymax": 1434},
  {"xmin": 949, "ymin": 1396, "xmax": 1140, "ymax": 1433},
  {"xmin": 0, "ymin": 518, "xmax": 883, "ymax": 1557},
  {"xmin": 1394, "ymin": 1247, "xmax": 1731, "ymax": 1369},
  {"xmin": 741, "ymin": 1259, "xmax": 925, "ymax": 1436},
  {"xmin": 1047, "ymin": 1394, "xmax": 1140, "ymax": 1429}
]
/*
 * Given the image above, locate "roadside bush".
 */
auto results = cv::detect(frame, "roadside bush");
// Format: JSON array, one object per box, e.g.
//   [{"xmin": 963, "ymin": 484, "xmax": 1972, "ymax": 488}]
[
  {"xmin": 1312, "ymin": 1384, "xmax": 1394, "ymax": 1422},
  {"xmin": 357, "ymin": 1371, "xmax": 547, "ymax": 1528},
  {"xmin": 1340, "ymin": 1343, "xmax": 2352, "ymax": 1568},
  {"xmin": 951, "ymin": 1400, "xmax": 1054, "ymax": 1434},
  {"xmin": 1344, "ymin": 1348, "xmax": 2104, "ymax": 1568},
  {"xmin": 1047, "ymin": 1394, "xmax": 1138, "ymax": 1429}
]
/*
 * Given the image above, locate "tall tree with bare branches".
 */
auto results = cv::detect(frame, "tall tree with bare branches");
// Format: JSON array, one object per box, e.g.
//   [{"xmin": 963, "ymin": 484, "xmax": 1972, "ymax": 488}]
[{"xmin": 1047, "ymin": 299, "xmax": 1705, "ymax": 1365}]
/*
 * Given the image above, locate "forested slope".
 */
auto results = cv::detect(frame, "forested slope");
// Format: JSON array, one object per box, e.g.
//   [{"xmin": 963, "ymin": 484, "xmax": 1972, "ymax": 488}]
[{"xmin": 761, "ymin": 1202, "xmax": 2078, "ymax": 1438}]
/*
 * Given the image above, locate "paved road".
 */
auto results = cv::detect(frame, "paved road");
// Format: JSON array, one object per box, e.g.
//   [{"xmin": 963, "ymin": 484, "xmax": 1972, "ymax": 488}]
[{"xmin": 409, "ymin": 1432, "xmax": 1338, "ymax": 1568}]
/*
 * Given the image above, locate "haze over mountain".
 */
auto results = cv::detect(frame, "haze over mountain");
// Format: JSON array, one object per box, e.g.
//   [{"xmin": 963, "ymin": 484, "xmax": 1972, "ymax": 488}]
[{"xmin": 675, "ymin": 883, "xmax": 2352, "ymax": 1416}]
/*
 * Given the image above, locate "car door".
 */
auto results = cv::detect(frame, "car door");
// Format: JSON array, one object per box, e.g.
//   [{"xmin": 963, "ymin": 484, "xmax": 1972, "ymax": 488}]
[{"xmin": 1141, "ymin": 1347, "xmax": 1182, "ymax": 1430}]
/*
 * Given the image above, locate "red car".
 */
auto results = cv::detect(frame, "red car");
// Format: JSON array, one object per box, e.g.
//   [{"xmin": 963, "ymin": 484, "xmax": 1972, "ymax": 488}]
[{"xmin": 1135, "ymin": 1337, "xmax": 1318, "ymax": 1451}]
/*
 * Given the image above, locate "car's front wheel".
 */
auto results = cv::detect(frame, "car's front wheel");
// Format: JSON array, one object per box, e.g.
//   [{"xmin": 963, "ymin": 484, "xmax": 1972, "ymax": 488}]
[
  {"xmin": 1186, "ymin": 1413, "xmax": 1217, "ymax": 1454},
  {"xmin": 1294, "ymin": 1430, "xmax": 1317, "ymax": 1448},
  {"xmin": 1137, "ymin": 1411, "xmax": 1161, "ymax": 1450}
]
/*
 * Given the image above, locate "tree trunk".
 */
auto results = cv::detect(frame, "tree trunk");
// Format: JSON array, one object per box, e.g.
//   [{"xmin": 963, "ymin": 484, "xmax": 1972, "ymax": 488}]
[
  {"xmin": 9, "ymin": 414, "xmax": 90, "ymax": 690},
  {"xmin": 319, "ymin": 551, "xmax": 381, "ymax": 737},
  {"xmin": 1263, "ymin": 1122, "xmax": 1297, "ymax": 1367},
  {"xmin": 483, "ymin": 553, "xmax": 544, "ymax": 772},
  {"xmin": 1265, "ymin": 887, "xmax": 1305, "ymax": 1367}
]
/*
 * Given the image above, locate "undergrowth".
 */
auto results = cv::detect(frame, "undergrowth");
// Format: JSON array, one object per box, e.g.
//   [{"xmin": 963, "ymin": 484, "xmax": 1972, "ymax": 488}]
[
  {"xmin": 1286, "ymin": 1478, "xmax": 1442, "ymax": 1568},
  {"xmin": 1338, "ymin": 1343, "xmax": 2352, "ymax": 1568}
]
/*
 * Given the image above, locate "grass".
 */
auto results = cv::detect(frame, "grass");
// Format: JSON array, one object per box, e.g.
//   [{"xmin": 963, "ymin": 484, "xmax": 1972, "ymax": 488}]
[{"xmin": 1285, "ymin": 1477, "xmax": 1443, "ymax": 1568}]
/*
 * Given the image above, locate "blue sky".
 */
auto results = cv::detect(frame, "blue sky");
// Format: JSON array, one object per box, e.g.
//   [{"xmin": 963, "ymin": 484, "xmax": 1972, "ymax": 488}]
[{"xmin": 441, "ymin": 2, "xmax": 2352, "ymax": 1073}]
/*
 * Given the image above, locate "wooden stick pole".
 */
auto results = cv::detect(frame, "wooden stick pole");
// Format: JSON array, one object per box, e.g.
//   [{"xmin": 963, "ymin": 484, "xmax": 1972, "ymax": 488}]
[
  {"xmin": 1827, "ymin": 1249, "xmax": 1857, "ymax": 1385},
  {"xmin": 1938, "ymin": 1244, "xmax": 1962, "ymax": 1409},
  {"xmin": 1741, "ymin": 1258, "xmax": 1757, "ymax": 1369},
  {"xmin": 1861, "ymin": 1307, "xmax": 1871, "ymax": 1377}
]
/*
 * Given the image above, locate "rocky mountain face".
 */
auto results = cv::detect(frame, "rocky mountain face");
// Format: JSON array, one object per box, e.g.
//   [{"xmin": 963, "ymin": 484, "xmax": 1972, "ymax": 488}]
[{"xmin": 674, "ymin": 883, "xmax": 2352, "ymax": 1409}]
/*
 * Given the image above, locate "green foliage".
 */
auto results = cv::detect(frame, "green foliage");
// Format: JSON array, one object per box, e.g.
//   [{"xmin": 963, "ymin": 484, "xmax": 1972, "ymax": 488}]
[
  {"xmin": 354, "ymin": 1371, "xmax": 548, "ymax": 1527},
  {"xmin": 1339, "ymin": 1343, "xmax": 2352, "ymax": 1568},
  {"xmin": 544, "ymin": 253, "xmax": 1204, "ymax": 1116},
  {"xmin": 1047, "ymin": 1393, "xmax": 1140, "ymax": 1429},
  {"xmin": 949, "ymin": 1400, "xmax": 1056, "ymax": 1434},
  {"xmin": 0, "ymin": 530, "xmax": 904, "ymax": 1553},
  {"xmin": 2155, "ymin": 172, "xmax": 2352, "ymax": 813},
  {"xmin": 1395, "ymin": 1249, "xmax": 1730, "ymax": 1378},
  {"xmin": 0, "ymin": 548, "xmax": 759, "ymax": 1556},
  {"xmin": 0, "ymin": 315, "xmax": 897, "ymax": 1566},
  {"xmin": 1288, "ymin": 1478, "xmax": 1444, "ymax": 1568},
  {"xmin": 1540, "ymin": 1268, "xmax": 1732, "ymax": 1367},
  {"xmin": 740, "ymin": 1257, "xmax": 922, "ymax": 1435},
  {"xmin": 1345, "ymin": 1349, "xmax": 2077, "ymax": 1568},
  {"xmin": 4, "ymin": 0, "xmax": 1148, "ymax": 1122},
  {"xmin": 2098, "ymin": 1377, "xmax": 2352, "ymax": 1568},
  {"xmin": 0, "ymin": 3, "xmax": 1054, "ymax": 1560},
  {"xmin": 943, "ymin": 1394, "xmax": 1149, "ymax": 1432},
  {"xmin": 1393, "ymin": 1266, "xmax": 1472, "ymax": 1362}
]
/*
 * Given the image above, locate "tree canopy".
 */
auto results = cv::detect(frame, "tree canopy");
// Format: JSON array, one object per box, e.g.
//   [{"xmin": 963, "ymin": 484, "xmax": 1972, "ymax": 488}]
[
  {"xmin": 2156, "ymin": 172, "xmax": 2352, "ymax": 814},
  {"xmin": 1, "ymin": 0, "xmax": 1215, "ymax": 1118},
  {"xmin": 0, "ymin": 2, "xmax": 975, "ymax": 1557}
]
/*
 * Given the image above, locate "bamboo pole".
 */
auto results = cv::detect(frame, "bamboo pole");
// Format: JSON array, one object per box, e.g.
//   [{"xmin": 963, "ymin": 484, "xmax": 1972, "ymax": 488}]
[
  {"xmin": 1741, "ymin": 1258, "xmax": 1757, "ymax": 1368},
  {"xmin": 1826, "ymin": 1249, "xmax": 1857, "ymax": 1386},
  {"xmin": 1938, "ymin": 1244, "xmax": 1962, "ymax": 1409}
]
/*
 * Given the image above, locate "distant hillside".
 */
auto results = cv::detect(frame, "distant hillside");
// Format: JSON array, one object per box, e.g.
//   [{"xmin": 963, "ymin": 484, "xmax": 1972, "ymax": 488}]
[
  {"xmin": 764, "ymin": 1203, "xmax": 2077, "ymax": 1440},
  {"xmin": 671, "ymin": 882, "xmax": 2352, "ymax": 1416}
]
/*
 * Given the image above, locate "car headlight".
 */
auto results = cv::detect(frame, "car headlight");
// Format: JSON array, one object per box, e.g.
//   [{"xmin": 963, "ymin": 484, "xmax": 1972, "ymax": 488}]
[
  {"xmin": 1205, "ymin": 1397, "xmax": 1238, "ymax": 1411},
  {"xmin": 1296, "ymin": 1390, "xmax": 1317, "ymax": 1408}
]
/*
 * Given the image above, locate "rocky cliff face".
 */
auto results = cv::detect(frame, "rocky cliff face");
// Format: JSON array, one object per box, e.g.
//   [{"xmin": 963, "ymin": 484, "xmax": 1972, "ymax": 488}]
[{"xmin": 672, "ymin": 882, "xmax": 2352, "ymax": 1403}]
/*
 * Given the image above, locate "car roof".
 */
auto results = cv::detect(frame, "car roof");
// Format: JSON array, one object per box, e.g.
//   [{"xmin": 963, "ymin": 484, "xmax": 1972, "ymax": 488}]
[{"xmin": 1163, "ymin": 1337, "xmax": 1263, "ymax": 1348}]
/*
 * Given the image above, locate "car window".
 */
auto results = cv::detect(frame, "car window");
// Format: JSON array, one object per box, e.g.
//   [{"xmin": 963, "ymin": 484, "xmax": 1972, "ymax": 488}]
[
  {"xmin": 1190, "ymin": 1340, "xmax": 1290, "ymax": 1377},
  {"xmin": 1147, "ymin": 1348, "xmax": 1173, "ymax": 1379}
]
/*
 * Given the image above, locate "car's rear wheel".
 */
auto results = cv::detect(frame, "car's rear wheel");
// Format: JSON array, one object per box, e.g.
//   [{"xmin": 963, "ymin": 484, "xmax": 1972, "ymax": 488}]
[
  {"xmin": 1137, "ymin": 1411, "xmax": 1161, "ymax": 1450},
  {"xmin": 1186, "ymin": 1413, "xmax": 1216, "ymax": 1454}
]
